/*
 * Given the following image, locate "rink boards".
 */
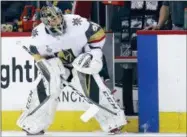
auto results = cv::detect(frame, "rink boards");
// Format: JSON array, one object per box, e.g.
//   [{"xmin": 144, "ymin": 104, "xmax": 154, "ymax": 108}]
[
  {"xmin": 1, "ymin": 32, "xmax": 187, "ymax": 133},
  {"xmin": 137, "ymin": 31, "xmax": 187, "ymax": 133}
]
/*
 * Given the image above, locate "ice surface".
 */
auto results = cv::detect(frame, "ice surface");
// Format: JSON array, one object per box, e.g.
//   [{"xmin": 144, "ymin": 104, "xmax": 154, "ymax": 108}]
[{"xmin": 1, "ymin": 131, "xmax": 186, "ymax": 137}]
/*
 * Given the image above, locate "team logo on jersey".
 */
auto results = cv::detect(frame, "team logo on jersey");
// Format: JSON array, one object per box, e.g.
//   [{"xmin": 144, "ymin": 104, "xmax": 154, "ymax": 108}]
[
  {"xmin": 56, "ymin": 49, "xmax": 75, "ymax": 64},
  {"xmin": 90, "ymin": 22, "xmax": 100, "ymax": 32},
  {"xmin": 46, "ymin": 45, "xmax": 52, "ymax": 53},
  {"xmin": 72, "ymin": 18, "xmax": 82, "ymax": 26}
]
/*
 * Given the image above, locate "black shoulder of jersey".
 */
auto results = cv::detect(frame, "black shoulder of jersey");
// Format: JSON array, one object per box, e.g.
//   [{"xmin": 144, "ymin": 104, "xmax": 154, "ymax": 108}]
[
  {"xmin": 85, "ymin": 21, "xmax": 101, "ymax": 39},
  {"xmin": 85, "ymin": 21, "xmax": 105, "ymax": 43}
]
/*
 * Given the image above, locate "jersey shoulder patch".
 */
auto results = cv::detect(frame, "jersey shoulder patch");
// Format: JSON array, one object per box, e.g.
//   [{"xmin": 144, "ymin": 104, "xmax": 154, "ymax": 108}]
[
  {"xmin": 31, "ymin": 29, "xmax": 39, "ymax": 38},
  {"xmin": 72, "ymin": 17, "xmax": 83, "ymax": 26},
  {"xmin": 31, "ymin": 23, "xmax": 45, "ymax": 38},
  {"xmin": 64, "ymin": 14, "xmax": 89, "ymax": 30}
]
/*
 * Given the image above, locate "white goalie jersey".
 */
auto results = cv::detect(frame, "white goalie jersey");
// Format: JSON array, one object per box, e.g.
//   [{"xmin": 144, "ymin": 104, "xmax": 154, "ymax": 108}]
[{"xmin": 29, "ymin": 14, "xmax": 106, "ymax": 65}]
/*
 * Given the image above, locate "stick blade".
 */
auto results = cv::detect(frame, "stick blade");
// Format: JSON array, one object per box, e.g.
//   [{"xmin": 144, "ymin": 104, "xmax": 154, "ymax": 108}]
[{"xmin": 80, "ymin": 104, "xmax": 99, "ymax": 122}]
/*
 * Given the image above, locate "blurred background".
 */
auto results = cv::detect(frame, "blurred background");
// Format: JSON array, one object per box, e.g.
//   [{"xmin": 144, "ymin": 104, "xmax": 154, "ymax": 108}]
[
  {"xmin": 1, "ymin": 1, "xmax": 186, "ymax": 116},
  {"xmin": 1, "ymin": 1, "xmax": 173, "ymax": 32}
]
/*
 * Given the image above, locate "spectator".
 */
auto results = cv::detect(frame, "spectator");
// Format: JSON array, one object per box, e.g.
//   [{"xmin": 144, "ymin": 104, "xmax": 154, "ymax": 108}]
[
  {"xmin": 1, "ymin": 1, "xmax": 38, "ymax": 23},
  {"xmin": 1, "ymin": 1, "xmax": 24, "ymax": 23},
  {"xmin": 146, "ymin": 1, "xmax": 187, "ymax": 30}
]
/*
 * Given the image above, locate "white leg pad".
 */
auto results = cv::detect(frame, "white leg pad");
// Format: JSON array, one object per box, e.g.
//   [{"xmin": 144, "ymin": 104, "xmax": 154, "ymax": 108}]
[
  {"xmin": 92, "ymin": 74, "xmax": 127, "ymax": 132},
  {"xmin": 17, "ymin": 97, "xmax": 59, "ymax": 134},
  {"xmin": 94, "ymin": 109, "xmax": 127, "ymax": 132},
  {"xmin": 17, "ymin": 58, "xmax": 66, "ymax": 134}
]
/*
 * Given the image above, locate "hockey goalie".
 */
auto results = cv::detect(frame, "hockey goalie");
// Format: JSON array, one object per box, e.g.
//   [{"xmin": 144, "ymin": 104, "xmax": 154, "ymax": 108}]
[{"xmin": 16, "ymin": 5, "xmax": 127, "ymax": 135}]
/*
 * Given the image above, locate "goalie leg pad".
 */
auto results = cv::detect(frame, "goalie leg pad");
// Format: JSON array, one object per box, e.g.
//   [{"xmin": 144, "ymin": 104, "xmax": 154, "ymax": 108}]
[
  {"xmin": 17, "ymin": 58, "xmax": 66, "ymax": 134},
  {"xmin": 17, "ymin": 96, "xmax": 59, "ymax": 134},
  {"xmin": 92, "ymin": 74, "xmax": 127, "ymax": 132},
  {"xmin": 71, "ymin": 70, "xmax": 127, "ymax": 132},
  {"xmin": 35, "ymin": 58, "xmax": 66, "ymax": 97},
  {"xmin": 93, "ymin": 89, "xmax": 127, "ymax": 132},
  {"xmin": 94, "ymin": 108, "xmax": 127, "ymax": 132}
]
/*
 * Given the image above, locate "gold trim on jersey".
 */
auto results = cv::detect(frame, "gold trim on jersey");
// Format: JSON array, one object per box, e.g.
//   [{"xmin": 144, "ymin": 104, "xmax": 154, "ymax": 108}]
[
  {"xmin": 88, "ymin": 28, "xmax": 105, "ymax": 43},
  {"xmin": 33, "ymin": 54, "xmax": 43, "ymax": 61}
]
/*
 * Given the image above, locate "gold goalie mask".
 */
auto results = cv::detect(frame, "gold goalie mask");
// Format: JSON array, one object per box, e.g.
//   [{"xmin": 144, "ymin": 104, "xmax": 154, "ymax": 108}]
[{"xmin": 40, "ymin": 5, "xmax": 66, "ymax": 35}]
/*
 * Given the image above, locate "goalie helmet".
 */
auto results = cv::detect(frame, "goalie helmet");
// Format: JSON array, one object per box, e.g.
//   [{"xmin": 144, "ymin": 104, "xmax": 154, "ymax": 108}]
[{"xmin": 40, "ymin": 5, "xmax": 66, "ymax": 35}]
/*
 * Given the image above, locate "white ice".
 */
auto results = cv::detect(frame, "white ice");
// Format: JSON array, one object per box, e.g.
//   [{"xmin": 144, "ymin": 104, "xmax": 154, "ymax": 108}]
[{"xmin": 1, "ymin": 131, "xmax": 186, "ymax": 137}]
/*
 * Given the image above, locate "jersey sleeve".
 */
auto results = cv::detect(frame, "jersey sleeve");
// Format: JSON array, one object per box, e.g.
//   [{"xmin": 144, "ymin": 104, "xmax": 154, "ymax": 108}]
[
  {"xmin": 28, "ymin": 28, "xmax": 44, "ymax": 61},
  {"xmin": 85, "ymin": 21, "xmax": 106, "ymax": 49}
]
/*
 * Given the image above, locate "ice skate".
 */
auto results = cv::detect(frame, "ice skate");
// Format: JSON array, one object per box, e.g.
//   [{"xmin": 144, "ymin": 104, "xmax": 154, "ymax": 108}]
[{"xmin": 23, "ymin": 129, "xmax": 45, "ymax": 136}]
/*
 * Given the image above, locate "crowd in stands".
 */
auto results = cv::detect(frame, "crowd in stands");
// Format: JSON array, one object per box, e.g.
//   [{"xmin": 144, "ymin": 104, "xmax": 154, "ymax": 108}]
[
  {"xmin": 1, "ymin": 1, "xmax": 187, "ymax": 33},
  {"xmin": 1, "ymin": 1, "xmax": 73, "ymax": 32}
]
